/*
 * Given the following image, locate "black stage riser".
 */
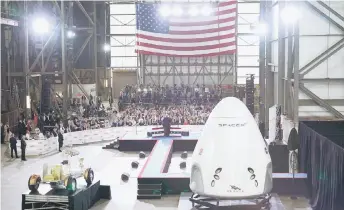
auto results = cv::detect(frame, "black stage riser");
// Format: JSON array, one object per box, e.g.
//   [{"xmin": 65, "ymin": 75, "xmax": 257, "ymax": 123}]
[
  {"xmin": 137, "ymin": 195, "xmax": 162, "ymax": 199},
  {"xmin": 119, "ymin": 140, "xmax": 156, "ymax": 151},
  {"xmin": 138, "ymin": 184, "xmax": 162, "ymax": 190},
  {"xmin": 137, "ymin": 178, "xmax": 308, "ymax": 199},
  {"xmin": 172, "ymin": 140, "xmax": 198, "ymax": 152}
]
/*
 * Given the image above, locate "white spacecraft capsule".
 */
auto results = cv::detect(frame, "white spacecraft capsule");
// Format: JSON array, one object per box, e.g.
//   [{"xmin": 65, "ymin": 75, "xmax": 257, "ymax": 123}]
[{"xmin": 190, "ymin": 97, "xmax": 272, "ymax": 199}]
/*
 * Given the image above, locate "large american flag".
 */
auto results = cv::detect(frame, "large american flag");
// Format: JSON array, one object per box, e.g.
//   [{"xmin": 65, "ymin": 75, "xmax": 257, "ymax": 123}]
[{"xmin": 136, "ymin": 1, "xmax": 237, "ymax": 57}]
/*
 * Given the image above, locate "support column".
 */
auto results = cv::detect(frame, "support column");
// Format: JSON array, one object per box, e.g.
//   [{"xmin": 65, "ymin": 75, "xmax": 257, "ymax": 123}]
[
  {"xmin": 286, "ymin": 24, "xmax": 294, "ymax": 119},
  {"xmin": 24, "ymin": 0, "xmax": 31, "ymax": 119},
  {"xmin": 105, "ymin": 3, "xmax": 111, "ymax": 100},
  {"xmin": 293, "ymin": 22, "xmax": 300, "ymax": 126},
  {"xmin": 265, "ymin": 1, "xmax": 274, "ymax": 135},
  {"xmin": 61, "ymin": 0, "xmax": 68, "ymax": 124},
  {"xmin": 93, "ymin": 2, "xmax": 98, "ymax": 99},
  {"xmin": 259, "ymin": 0, "xmax": 266, "ymax": 137},
  {"xmin": 277, "ymin": 1, "xmax": 285, "ymax": 111},
  {"xmin": 67, "ymin": 1, "xmax": 74, "ymax": 101},
  {"xmin": 140, "ymin": 54, "xmax": 145, "ymax": 84}
]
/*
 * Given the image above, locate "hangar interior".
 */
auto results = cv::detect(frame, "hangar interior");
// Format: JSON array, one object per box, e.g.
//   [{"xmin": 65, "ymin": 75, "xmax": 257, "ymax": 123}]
[{"xmin": 1, "ymin": 0, "xmax": 344, "ymax": 210}]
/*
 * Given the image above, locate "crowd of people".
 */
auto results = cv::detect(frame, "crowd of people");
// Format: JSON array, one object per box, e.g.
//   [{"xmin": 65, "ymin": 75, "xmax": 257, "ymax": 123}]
[
  {"xmin": 110, "ymin": 103, "xmax": 215, "ymax": 127},
  {"xmin": 113, "ymin": 84, "xmax": 226, "ymax": 127},
  {"xmin": 118, "ymin": 84, "xmax": 223, "ymax": 109},
  {"xmin": 31, "ymin": 94, "xmax": 110, "ymax": 136}
]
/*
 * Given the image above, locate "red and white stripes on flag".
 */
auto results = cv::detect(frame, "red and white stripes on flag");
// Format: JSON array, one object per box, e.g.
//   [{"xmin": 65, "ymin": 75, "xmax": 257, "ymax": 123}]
[{"xmin": 136, "ymin": 1, "xmax": 237, "ymax": 57}]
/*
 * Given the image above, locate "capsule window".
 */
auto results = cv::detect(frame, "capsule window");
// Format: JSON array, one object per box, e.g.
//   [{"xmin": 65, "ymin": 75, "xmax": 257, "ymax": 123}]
[{"xmin": 215, "ymin": 168, "xmax": 222, "ymax": 174}]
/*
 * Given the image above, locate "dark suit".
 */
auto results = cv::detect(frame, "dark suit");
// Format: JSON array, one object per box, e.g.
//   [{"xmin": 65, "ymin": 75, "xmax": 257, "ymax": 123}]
[
  {"xmin": 58, "ymin": 132, "xmax": 64, "ymax": 152},
  {"xmin": 162, "ymin": 117, "xmax": 172, "ymax": 137},
  {"xmin": 21, "ymin": 138, "xmax": 27, "ymax": 160},
  {"xmin": 10, "ymin": 137, "xmax": 18, "ymax": 158}
]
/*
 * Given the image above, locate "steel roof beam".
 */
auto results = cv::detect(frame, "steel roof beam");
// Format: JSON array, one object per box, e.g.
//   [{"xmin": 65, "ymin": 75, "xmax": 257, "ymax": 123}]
[
  {"xmin": 300, "ymin": 41, "xmax": 344, "ymax": 78},
  {"xmin": 75, "ymin": 0, "xmax": 95, "ymax": 26},
  {"xmin": 317, "ymin": 1, "xmax": 344, "ymax": 22},
  {"xmin": 305, "ymin": 1, "xmax": 344, "ymax": 32},
  {"xmin": 299, "ymin": 84, "xmax": 344, "ymax": 119}
]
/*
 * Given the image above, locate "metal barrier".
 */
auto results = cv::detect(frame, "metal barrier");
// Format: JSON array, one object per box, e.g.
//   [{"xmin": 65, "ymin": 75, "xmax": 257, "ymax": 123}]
[{"xmin": 1, "ymin": 109, "xmax": 20, "ymax": 132}]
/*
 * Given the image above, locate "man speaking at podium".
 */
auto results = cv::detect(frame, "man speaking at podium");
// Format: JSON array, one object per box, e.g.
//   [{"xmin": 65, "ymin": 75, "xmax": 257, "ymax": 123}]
[{"xmin": 162, "ymin": 115, "xmax": 172, "ymax": 137}]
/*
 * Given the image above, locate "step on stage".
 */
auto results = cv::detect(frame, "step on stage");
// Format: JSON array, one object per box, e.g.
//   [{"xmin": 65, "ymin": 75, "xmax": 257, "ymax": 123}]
[
  {"xmin": 22, "ymin": 178, "xmax": 111, "ymax": 210},
  {"xmin": 118, "ymin": 133, "xmax": 308, "ymax": 199}
]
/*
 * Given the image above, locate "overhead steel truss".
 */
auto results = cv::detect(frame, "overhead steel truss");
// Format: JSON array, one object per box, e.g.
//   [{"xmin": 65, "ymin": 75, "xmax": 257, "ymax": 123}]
[
  {"xmin": 2, "ymin": 0, "xmax": 108, "ymax": 123},
  {"xmin": 263, "ymin": 0, "xmax": 344, "ymax": 130}
]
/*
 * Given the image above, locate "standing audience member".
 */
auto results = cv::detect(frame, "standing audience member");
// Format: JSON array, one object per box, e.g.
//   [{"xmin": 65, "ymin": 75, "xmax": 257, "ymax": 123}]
[
  {"xmin": 58, "ymin": 131, "xmax": 64, "ymax": 152},
  {"xmin": 10, "ymin": 134, "xmax": 19, "ymax": 158},
  {"xmin": 18, "ymin": 119, "xmax": 27, "ymax": 140},
  {"xmin": 20, "ymin": 136, "xmax": 27, "ymax": 161},
  {"xmin": 4, "ymin": 122, "xmax": 10, "ymax": 143},
  {"xmin": 1, "ymin": 123, "xmax": 4, "ymax": 144}
]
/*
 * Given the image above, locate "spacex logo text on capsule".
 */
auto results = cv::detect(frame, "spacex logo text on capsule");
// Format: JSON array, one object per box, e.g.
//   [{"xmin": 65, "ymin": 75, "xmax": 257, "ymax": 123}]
[{"xmin": 218, "ymin": 123, "xmax": 247, "ymax": 127}]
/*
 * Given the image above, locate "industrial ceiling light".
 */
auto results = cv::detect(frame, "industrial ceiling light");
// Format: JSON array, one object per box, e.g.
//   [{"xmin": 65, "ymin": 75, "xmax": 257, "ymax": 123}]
[
  {"xmin": 103, "ymin": 44, "xmax": 110, "ymax": 52},
  {"xmin": 67, "ymin": 30, "xmax": 76, "ymax": 38},
  {"xmin": 159, "ymin": 5, "xmax": 171, "ymax": 17},
  {"xmin": 172, "ymin": 5, "xmax": 183, "ymax": 17},
  {"xmin": 32, "ymin": 17, "xmax": 50, "ymax": 35},
  {"xmin": 188, "ymin": 6, "xmax": 199, "ymax": 17},
  {"xmin": 281, "ymin": 6, "xmax": 301, "ymax": 24}
]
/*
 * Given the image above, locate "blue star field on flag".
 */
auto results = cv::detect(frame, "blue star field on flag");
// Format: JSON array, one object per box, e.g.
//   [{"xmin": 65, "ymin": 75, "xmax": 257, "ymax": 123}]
[{"xmin": 136, "ymin": 3, "xmax": 170, "ymax": 34}]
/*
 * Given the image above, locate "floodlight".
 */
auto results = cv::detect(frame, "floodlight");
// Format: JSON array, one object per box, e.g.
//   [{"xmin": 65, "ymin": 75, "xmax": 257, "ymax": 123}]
[
  {"xmin": 172, "ymin": 6, "xmax": 183, "ymax": 17},
  {"xmin": 103, "ymin": 44, "xmax": 110, "ymax": 52},
  {"xmin": 201, "ymin": 5, "xmax": 212, "ymax": 16},
  {"xmin": 281, "ymin": 6, "xmax": 301, "ymax": 24},
  {"xmin": 67, "ymin": 30, "xmax": 75, "ymax": 38},
  {"xmin": 188, "ymin": 6, "xmax": 199, "ymax": 16},
  {"xmin": 32, "ymin": 17, "xmax": 50, "ymax": 35},
  {"xmin": 159, "ymin": 5, "xmax": 171, "ymax": 17}
]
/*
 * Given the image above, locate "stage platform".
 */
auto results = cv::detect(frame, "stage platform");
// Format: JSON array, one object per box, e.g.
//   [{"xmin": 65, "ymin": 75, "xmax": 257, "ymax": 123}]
[
  {"xmin": 117, "ymin": 132, "xmax": 309, "ymax": 199},
  {"xmin": 22, "ymin": 177, "xmax": 111, "ymax": 210},
  {"xmin": 178, "ymin": 192, "xmax": 288, "ymax": 210}
]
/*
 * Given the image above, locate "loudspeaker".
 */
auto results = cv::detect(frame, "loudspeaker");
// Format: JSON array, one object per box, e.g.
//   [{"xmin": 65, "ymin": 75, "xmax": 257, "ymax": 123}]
[{"xmin": 287, "ymin": 128, "xmax": 299, "ymax": 151}]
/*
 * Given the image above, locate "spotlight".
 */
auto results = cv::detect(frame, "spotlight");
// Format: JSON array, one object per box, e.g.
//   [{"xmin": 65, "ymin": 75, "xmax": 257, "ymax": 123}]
[
  {"xmin": 32, "ymin": 17, "xmax": 50, "ymax": 35},
  {"xmin": 103, "ymin": 44, "xmax": 110, "ymax": 52},
  {"xmin": 201, "ymin": 5, "xmax": 212, "ymax": 16},
  {"xmin": 281, "ymin": 6, "xmax": 301, "ymax": 24},
  {"xmin": 67, "ymin": 30, "xmax": 75, "ymax": 38},
  {"xmin": 188, "ymin": 6, "xmax": 199, "ymax": 17},
  {"xmin": 172, "ymin": 6, "xmax": 183, "ymax": 17},
  {"xmin": 159, "ymin": 5, "xmax": 171, "ymax": 17}
]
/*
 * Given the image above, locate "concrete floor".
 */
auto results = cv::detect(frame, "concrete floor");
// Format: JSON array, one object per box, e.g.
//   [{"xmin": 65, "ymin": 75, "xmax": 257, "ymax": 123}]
[{"xmin": 1, "ymin": 144, "xmax": 311, "ymax": 210}]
